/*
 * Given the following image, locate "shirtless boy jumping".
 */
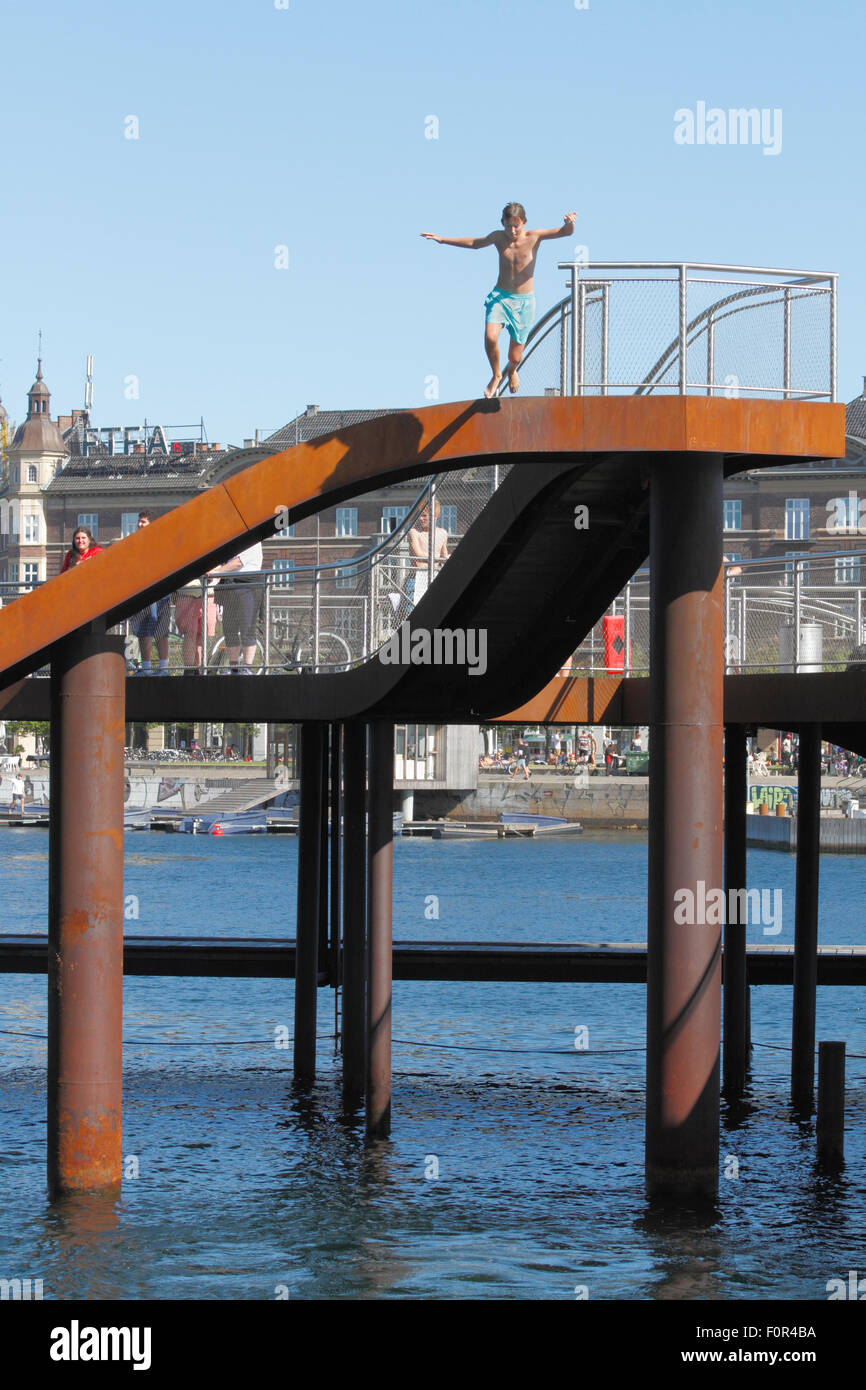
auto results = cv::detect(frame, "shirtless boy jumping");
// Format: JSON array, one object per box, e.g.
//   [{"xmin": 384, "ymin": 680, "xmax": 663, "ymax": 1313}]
[{"xmin": 422, "ymin": 203, "xmax": 577, "ymax": 398}]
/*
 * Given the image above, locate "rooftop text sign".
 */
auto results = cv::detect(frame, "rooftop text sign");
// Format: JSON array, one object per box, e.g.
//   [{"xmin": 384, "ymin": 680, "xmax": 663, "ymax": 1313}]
[{"xmin": 79, "ymin": 426, "xmax": 188, "ymax": 456}]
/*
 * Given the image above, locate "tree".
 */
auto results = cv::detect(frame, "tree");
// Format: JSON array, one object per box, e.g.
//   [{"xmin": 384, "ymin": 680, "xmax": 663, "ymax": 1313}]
[{"xmin": 6, "ymin": 721, "xmax": 50, "ymax": 752}]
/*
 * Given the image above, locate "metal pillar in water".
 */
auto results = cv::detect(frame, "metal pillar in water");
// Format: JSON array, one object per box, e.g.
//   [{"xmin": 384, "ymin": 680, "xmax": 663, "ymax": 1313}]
[
  {"xmin": 646, "ymin": 453, "xmax": 724, "ymax": 1200},
  {"xmin": 341, "ymin": 722, "xmax": 367, "ymax": 1108},
  {"xmin": 791, "ymin": 723, "xmax": 821, "ymax": 1114},
  {"xmin": 294, "ymin": 723, "xmax": 324, "ymax": 1085},
  {"xmin": 48, "ymin": 631, "xmax": 126, "ymax": 1193},
  {"xmin": 723, "ymin": 725, "xmax": 748, "ymax": 1097},
  {"xmin": 329, "ymin": 724, "xmax": 342, "ymax": 1009},
  {"xmin": 366, "ymin": 721, "xmax": 394, "ymax": 1137},
  {"xmin": 318, "ymin": 726, "xmax": 330, "ymax": 968}
]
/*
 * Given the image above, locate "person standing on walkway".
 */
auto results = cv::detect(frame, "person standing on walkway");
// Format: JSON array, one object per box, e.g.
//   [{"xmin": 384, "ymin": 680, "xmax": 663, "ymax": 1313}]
[
  {"xmin": 510, "ymin": 738, "xmax": 531, "ymax": 781},
  {"xmin": 129, "ymin": 513, "xmax": 172, "ymax": 675},
  {"xmin": 407, "ymin": 502, "xmax": 449, "ymax": 607},
  {"xmin": 9, "ymin": 773, "xmax": 25, "ymax": 815},
  {"xmin": 422, "ymin": 202, "xmax": 577, "ymax": 397},
  {"xmin": 209, "ymin": 541, "xmax": 264, "ymax": 673}
]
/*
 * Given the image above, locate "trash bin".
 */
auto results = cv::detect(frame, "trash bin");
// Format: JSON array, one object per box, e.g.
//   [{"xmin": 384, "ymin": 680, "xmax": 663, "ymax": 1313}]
[{"xmin": 625, "ymin": 751, "xmax": 650, "ymax": 776}]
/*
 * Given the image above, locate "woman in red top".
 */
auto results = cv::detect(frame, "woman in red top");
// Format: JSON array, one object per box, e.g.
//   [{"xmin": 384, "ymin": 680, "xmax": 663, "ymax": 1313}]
[{"xmin": 60, "ymin": 527, "xmax": 103, "ymax": 572}]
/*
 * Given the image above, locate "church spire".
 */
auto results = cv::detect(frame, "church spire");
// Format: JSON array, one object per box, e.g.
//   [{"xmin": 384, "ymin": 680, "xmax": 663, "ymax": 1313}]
[{"xmin": 27, "ymin": 356, "xmax": 50, "ymax": 417}]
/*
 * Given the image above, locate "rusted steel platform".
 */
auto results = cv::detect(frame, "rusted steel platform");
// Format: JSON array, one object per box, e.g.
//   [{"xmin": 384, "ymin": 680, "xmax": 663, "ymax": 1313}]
[{"xmin": 0, "ymin": 936, "xmax": 863, "ymax": 984}]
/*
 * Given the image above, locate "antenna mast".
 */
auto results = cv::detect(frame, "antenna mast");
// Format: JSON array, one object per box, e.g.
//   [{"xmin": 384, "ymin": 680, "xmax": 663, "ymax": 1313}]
[{"xmin": 84, "ymin": 354, "xmax": 94, "ymax": 419}]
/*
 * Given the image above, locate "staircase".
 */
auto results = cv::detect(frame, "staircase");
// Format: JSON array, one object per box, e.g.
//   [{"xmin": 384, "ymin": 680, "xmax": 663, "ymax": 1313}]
[{"xmin": 196, "ymin": 777, "xmax": 295, "ymax": 816}]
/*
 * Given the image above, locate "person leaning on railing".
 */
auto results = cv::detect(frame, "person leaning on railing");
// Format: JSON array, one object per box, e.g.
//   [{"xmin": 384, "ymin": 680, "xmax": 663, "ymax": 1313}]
[{"xmin": 407, "ymin": 502, "xmax": 448, "ymax": 607}]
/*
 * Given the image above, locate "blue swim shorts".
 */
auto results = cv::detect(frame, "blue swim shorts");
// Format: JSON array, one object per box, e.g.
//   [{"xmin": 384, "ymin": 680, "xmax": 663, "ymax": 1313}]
[{"xmin": 484, "ymin": 287, "xmax": 536, "ymax": 345}]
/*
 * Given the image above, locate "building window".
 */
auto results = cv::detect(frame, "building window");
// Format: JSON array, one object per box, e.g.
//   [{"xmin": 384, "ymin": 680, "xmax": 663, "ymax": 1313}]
[
  {"xmin": 23, "ymin": 514, "xmax": 39, "ymax": 543},
  {"xmin": 27, "ymin": 464, "xmax": 38, "ymax": 483},
  {"xmin": 121, "ymin": 512, "xmax": 140, "ymax": 538},
  {"xmin": 335, "ymin": 563, "xmax": 359, "ymax": 590},
  {"xmin": 10, "ymin": 465, "xmax": 18, "ymax": 484},
  {"xmin": 723, "ymin": 500, "xmax": 742, "ymax": 531},
  {"xmin": 272, "ymin": 559, "xmax": 295, "ymax": 588},
  {"xmin": 77, "ymin": 513, "xmax": 98, "ymax": 538},
  {"xmin": 394, "ymin": 723, "xmax": 438, "ymax": 781},
  {"xmin": 336, "ymin": 507, "xmax": 358, "ymax": 537},
  {"xmin": 381, "ymin": 506, "xmax": 409, "ymax": 533},
  {"xmin": 784, "ymin": 551, "xmax": 810, "ymax": 585},
  {"xmin": 439, "ymin": 504, "xmax": 457, "ymax": 534},
  {"xmin": 835, "ymin": 556, "xmax": 861, "ymax": 585},
  {"xmin": 785, "ymin": 498, "xmax": 810, "ymax": 541},
  {"xmin": 723, "ymin": 552, "xmax": 742, "ymax": 564},
  {"xmin": 332, "ymin": 607, "xmax": 363, "ymax": 644},
  {"xmin": 23, "ymin": 563, "xmax": 39, "ymax": 588},
  {"xmin": 8, "ymin": 562, "xmax": 18, "ymax": 583}
]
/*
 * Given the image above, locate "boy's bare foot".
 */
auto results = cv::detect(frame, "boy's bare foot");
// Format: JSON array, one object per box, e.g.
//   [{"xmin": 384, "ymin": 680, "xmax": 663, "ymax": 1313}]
[
  {"xmin": 483, "ymin": 373, "xmax": 502, "ymax": 399},
  {"xmin": 508, "ymin": 367, "xmax": 520, "ymax": 394}
]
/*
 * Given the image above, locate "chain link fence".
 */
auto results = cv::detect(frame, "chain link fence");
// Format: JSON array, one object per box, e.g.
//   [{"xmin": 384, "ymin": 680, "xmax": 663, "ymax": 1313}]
[
  {"xmin": 562, "ymin": 555, "xmax": 866, "ymax": 676},
  {"xmin": 510, "ymin": 262, "xmax": 836, "ymax": 401}
]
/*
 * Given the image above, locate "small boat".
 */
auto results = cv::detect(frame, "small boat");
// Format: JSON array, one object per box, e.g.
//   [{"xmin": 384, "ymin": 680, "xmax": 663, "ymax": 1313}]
[
  {"xmin": 176, "ymin": 811, "xmax": 268, "ymax": 835},
  {"xmin": 499, "ymin": 812, "xmax": 581, "ymax": 834}
]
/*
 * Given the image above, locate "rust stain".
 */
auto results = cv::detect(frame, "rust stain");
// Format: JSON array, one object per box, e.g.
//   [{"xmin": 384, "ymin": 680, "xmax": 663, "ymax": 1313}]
[
  {"xmin": 56, "ymin": 1107, "xmax": 122, "ymax": 1188},
  {"xmin": 60, "ymin": 908, "xmax": 95, "ymax": 941}
]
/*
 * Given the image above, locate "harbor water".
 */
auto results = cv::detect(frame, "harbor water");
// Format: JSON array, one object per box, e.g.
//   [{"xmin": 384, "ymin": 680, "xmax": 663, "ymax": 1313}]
[{"xmin": 0, "ymin": 826, "xmax": 864, "ymax": 1301}]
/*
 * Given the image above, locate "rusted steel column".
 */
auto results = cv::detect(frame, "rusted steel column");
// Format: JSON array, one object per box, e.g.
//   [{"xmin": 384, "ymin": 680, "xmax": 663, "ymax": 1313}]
[
  {"xmin": 329, "ymin": 724, "xmax": 342, "ymax": 994},
  {"xmin": 366, "ymin": 720, "xmax": 394, "ymax": 1137},
  {"xmin": 791, "ymin": 723, "xmax": 821, "ymax": 1114},
  {"xmin": 318, "ymin": 725, "xmax": 330, "ymax": 969},
  {"xmin": 48, "ymin": 631, "xmax": 126, "ymax": 1194},
  {"xmin": 646, "ymin": 453, "xmax": 724, "ymax": 1200},
  {"xmin": 341, "ymin": 722, "xmax": 367, "ymax": 1107},
  {"xmin": 816, "ymin": 1041, "xmax": 845, "ymax": 1165},
  {"xmin": 294, "ymin": 722, "xmax": 324, "ymax": 1085},
  {"xmin": 723, "ymin": 725, "xmax": 748, "ymax": 1097}
]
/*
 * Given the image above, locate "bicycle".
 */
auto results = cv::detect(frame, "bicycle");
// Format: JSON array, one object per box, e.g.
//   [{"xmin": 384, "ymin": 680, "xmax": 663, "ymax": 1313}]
[{"xmin": 208, "ymin": 612, "xmax": 352, "ymax": 674}]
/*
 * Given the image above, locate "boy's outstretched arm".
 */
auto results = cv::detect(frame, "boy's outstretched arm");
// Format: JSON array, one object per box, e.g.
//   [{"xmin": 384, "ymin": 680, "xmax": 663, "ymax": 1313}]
[
  {"xmin": 421, "ymin": 231, "xmax": 499, "ymax": 248},
  {"xmin": 534, "ymin": 212, "xmax": 578, "ymax": 241}
]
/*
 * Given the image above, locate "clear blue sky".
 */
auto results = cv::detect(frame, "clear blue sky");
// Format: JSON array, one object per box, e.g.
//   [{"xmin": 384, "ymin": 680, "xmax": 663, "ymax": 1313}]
[{"xmin": 1, "ymin": 0, "xmax": 863, "ymax": 444}]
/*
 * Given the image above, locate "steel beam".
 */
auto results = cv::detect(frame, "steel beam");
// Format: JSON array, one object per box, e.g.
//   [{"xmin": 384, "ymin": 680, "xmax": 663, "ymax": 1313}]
[
  {"xmin": 366, "ymin": 721, "xmax": 394, "ymax": 1136},
  {"xmin": 294, "ymin": 722, "xmax": 324, "ymax": 1084},
  {"xmin": 341, "ymin": 723, "xmax": 367, "ymax": 1107},
  {"xmin": 792, "ymin": 723, "xmax": 821, "ymax": 1113},
  {"xmin": 723, "ymin": 725, "xmax": 748, "ymax": 1096},
  {"xmin": 646, "ymin": 453, "xmax": 724, "ymax": 1200},
  {"xmin": 47, "ymin": 631, "xmax": 126, "ymax": 1193}
]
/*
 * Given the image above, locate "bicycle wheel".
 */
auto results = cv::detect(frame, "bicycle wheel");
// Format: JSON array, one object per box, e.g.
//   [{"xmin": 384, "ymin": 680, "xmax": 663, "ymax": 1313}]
[
  {"xmin": 209, "ymin": 637, "xmax": 265, "ymax": 673},
  {"xmin": 295, "ymin": 631, "xmax": 352, "ymax": 671}
]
